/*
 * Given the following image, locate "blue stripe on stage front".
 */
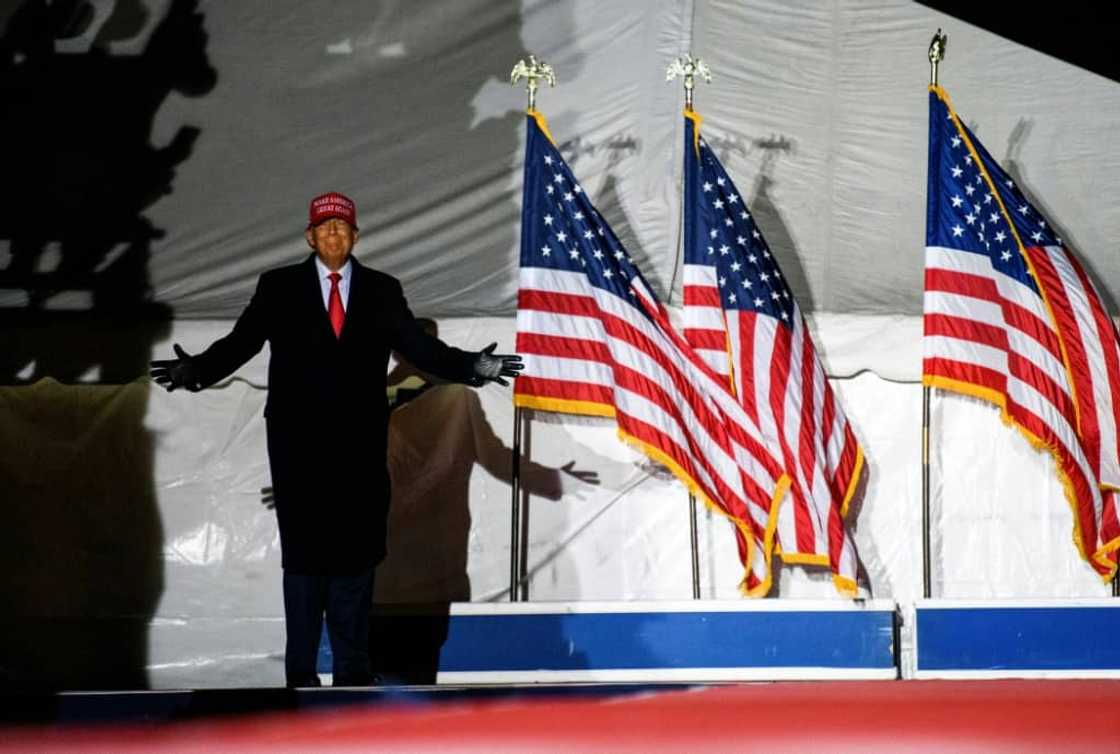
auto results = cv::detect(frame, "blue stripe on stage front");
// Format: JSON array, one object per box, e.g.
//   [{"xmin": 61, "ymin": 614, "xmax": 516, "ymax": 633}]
[
  {"xmin": 916, "ymin": 600, "xmax": 1120, "ymax": 674},
  {"xmin": 319, "ymin": 601, "xmax": 897, "ymax": 681},
  {"xmin": 440, "ymin": 610, "xmax": 893, "ymax": 671}
]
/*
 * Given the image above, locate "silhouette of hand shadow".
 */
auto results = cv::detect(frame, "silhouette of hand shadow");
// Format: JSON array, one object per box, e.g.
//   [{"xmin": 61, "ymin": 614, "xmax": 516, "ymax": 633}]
[
  {"xmin": 384, "ymin": 321, "xmax": 599, "ymax": 495},
  {"xmin": 257, "ymin": 395, "xmax": 601, "ymax": 511},
  {"xmin": 558, "ymin": 461, "xmax": 598, "ymax": 486},
  {"xmin": 258, "ymin": 402, "xmax": 600, "ymax": 506}
]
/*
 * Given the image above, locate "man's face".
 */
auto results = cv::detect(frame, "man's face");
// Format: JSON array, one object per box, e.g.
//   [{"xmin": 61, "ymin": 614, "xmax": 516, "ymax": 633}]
[{"xmin": 306, "ymin": 218, "xmax": 358, "ymax": 270}]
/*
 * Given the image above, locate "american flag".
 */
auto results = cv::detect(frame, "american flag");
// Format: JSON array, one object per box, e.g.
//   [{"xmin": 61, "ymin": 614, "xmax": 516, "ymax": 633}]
[
  {"xmin": 514, "ymin": 111, "xmax": 793, "ymax": 594},
  {"xmin": 924, "ymin": 86, "xmax": 1120, "ymax": 578},
  {"xmin": 680, "ymin": 112, "xmax": 864, "ymax": 595}
]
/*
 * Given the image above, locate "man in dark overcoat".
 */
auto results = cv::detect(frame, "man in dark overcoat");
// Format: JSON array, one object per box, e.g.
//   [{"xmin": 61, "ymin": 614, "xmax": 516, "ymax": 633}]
[{"xmin": 150, "ymin": 191, "xmax": 521, "ymax": 686}]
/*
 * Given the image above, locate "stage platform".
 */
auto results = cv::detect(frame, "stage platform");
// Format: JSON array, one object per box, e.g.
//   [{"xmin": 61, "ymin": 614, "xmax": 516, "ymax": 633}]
[
  {"xmin": 0, "ymin": 683, "xmax": 683, "ymax": 726},
  {"xmin": 915, "ymin": 599, "xmax": 1120, "ymax": 678},
  {"xmin": 334, "ymin": 599, "xmax": 898, "ymax": 685},
  {"xmin": 4, "ymin": 680, "xmax": 1120, "ymax": 752},
  {"xmin": 8, "ymin": 597, "xmax": 1120, "ymax": 750}
]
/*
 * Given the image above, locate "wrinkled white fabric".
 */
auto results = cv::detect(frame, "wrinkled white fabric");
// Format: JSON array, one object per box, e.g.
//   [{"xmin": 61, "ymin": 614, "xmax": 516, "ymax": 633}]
[{"xmin": 1, "ymin": 0, "xmax": 1115, "ymax": 319}]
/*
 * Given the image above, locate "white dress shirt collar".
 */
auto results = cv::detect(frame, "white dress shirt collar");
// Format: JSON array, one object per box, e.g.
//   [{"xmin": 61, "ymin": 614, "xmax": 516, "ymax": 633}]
[{"xmin": 314, "ymin": 255, "xmax": 352, "ymax": 310}]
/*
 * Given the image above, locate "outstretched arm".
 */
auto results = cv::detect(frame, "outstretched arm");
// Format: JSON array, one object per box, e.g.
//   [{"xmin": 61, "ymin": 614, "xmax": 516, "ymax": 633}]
[
  {"xmin": 470, "ymin": 342, "xmax": 524, "ymax": 387},
  {"xmin": 386, "ymin": 278, "xmax": 522, "ymax": 387},
  {"xmin": 150, "ymin": 343, "xmax": 202, "ymax": 392},
  {"xmin": 149, "ymin": 278, "xmax": 269, "ymax": 391}
]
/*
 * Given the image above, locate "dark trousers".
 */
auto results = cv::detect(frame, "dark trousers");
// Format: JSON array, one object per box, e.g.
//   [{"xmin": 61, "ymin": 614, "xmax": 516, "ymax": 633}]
[{"xmin": 282, "ymin": 568, "xmax": 374, "ymax": 687}]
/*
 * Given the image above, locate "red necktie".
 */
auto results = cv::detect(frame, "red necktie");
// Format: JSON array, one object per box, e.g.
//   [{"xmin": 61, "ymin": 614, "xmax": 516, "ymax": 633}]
[{"xmin": 328, "ymin": 272, "xmax": 345, "ymax": 338}]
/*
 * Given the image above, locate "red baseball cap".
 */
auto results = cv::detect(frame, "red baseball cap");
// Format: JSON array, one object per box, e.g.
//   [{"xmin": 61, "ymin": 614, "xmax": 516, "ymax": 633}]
[{"xmin": 307, "ymin": 191, "xmax": 358, "ymax": 230}]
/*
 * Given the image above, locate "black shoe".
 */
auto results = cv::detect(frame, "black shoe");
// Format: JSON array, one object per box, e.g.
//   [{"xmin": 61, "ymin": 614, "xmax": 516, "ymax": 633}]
[
  {"xmin": 332, "ymin": 672, "xmax": 372, "ymax": 687},
  {"xmin": 285, "ymin": 674, "xmax": 322, "ymax": 688}
]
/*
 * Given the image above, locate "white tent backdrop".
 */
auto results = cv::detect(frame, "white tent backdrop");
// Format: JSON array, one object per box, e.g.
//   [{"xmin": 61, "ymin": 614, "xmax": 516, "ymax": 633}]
[{"xmin": 1, "ymin": 0, "xmax": 1116, "ymax": 687}]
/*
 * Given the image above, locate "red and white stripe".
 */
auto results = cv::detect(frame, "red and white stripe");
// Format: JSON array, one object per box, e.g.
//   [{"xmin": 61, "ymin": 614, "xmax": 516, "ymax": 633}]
[
  {"xmin": 1029, "ymin": 243, "xmax": 1120, "ymax": 552},
  {"xmin": 924, "ymin": 240, "xmax": 1120, "ymax": 573},
  {"xmin": 1025, "ymin": 245, "xmax": 1120, "ymax": 493},
  {"xmin": 683, "ymin": 264, "xmax": 863, "ymax": 591},
  {"xmin": 517, "ymin": 266, "xmax": 790, "ymax": 592},
  {"xmin": 923, "ymin": 87, "xmax": 1120, "ymax": 576}
]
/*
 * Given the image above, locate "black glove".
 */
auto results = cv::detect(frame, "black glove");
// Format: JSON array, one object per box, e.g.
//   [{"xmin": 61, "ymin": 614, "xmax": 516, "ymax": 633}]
[
  {"xmin": 150, "ymin": 343, "xmax": 202, "ymax": 392},
  {"xmin": 472, "ymin": 342, "xmax": 524, "ymax": 387}
]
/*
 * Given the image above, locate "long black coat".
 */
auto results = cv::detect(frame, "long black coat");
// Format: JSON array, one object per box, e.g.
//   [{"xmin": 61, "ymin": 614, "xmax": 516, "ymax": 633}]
[{"xmin": 192, "ymin": 254, "xmax": 478, "ymax": 574}]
